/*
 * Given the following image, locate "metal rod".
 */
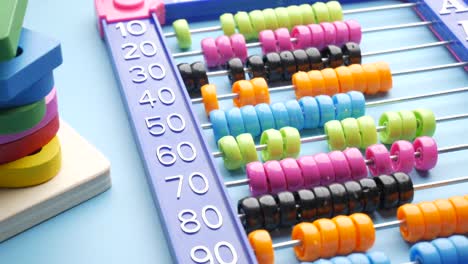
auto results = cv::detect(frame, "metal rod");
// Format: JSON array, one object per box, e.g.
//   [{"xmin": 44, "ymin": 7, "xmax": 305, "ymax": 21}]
[{"xmin": 392, "ymin": 62, "xmax": 468, "ymax": 76}]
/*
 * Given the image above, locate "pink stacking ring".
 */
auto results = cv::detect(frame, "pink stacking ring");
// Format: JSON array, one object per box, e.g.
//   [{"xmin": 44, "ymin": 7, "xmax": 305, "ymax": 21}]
[
  {"xmin": 328, "ymin": 151, "xmax": 352, "ymax": 183},
  {"xmin": 333, "ymin": 21, "xmax": 349, "ymax": 46},
  {"xmin": 313, "ymin": 153, "xmax": 336, "ymax": 185},
  {"xmin": 259, "ymin": 30, "xmax": 278, "ymax": 54},
  {"xmin": 308, "ymin": 24, "xmax": 325, "ymax": 50},
  {"xmin": 320, "ymin": 22, "xmax": 337, "ymax": 46},
  {"xmin": 343, "ymin": 148, "xmax": 368, "ymax": 180},
  {"xmin": 390, "ymin": 140, "xmax": 415, "ymax": 173},
  {"xmin": 246, "ymin": 161, "xmax": 269, "ymax": 196},
  {"xmin": 264, "ymin": 160, "xmax": 287, "ymax": 193},
  {"xmin": 274, "ymin": 28, "xmax": 293, "ymax": 51},
  {"xmin": 280, "ymin": 158, "xmax": 304, "ymax": 191},
  {"xmin": 413, "ymin": 136, "xmax": 438, "ymax": 171},
  {"xmin": 201, "ymin": 37, "xmax": 221, "ymax": 67},
  {"xmin": 215, "ymin": 35, "xmax": 235, "ymax": 65},
  {"xmin": 230, "ymin": 34, "xmax": 248, "ymax": 63},
  {"xmin": 365, "ymin": 144, "xmax": 393, "ymax": 176},
  {"xmin": 291, "ymin": 25, "xmax": 312, "ymax": 49},
  {"xmin": 297, "ymin": 155, "xmax": 321, "ymax": 188},
  {"xmin": 345, "ymin": 20, "xmax": 362, "ymax": 43}
]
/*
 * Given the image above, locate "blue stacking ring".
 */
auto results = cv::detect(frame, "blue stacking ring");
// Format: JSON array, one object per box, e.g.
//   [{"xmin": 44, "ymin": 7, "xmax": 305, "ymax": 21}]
[
  {"xmin": 333, "ymin": 93, "xmax": 352, "ymax": 120},
  {"xmin": 315, "ymin": 95, "xmax": 335, "ymax": 127},
  {"xmin": 366, "ymin": 251, "xmax": 391, "ymax": 264},
  {"xmin": 285, "ymin": 100, "xmax": 305, "ymax": 131},
  {"xmin": 449, "ymin": 235, "xmax": 468, "ymax": 263},
  {"xmin": 226, "ymin": 107, "xmax": 246, "ymax": 137},
  {"xmin": 299, "ymin": 96, "xmax": 320, "ymax": 129},
  {"xmin": 330, "ymin": 256, "xmax": 352, "ymax": 264},
  {"xmin": 347, "ymin": 91, "xmax": 366, "ymax": 118},
  {"xmin": 348, "ymin": 253, "xmax": 371, "ymax": 264},
  {"xmin": 432, "ymin": 238, "xmax": 458, "ymax": 264},
  {"xmin": 210, "ymin": 109, "xmax": 230, "ymax": 142},
  {"xmin": 410, "ymin": 242, "xmax": 441, "ymax": 264},
  {"xmin": 271, "ymin": 102, "xmax": 290, "ymax": 129},
  {"xmin": 240, "ymin": 105, "xmax": 261, "ymax": 137},
  {"xmin": 255, "ymin": 103, "xmax": 276, "ymax": 131}
]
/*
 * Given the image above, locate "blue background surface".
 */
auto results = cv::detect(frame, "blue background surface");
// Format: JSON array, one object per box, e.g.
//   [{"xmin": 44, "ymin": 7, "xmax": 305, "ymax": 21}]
[{"xmin": 0, "ymin": 0, "xmax": 467, "ymax": 263}]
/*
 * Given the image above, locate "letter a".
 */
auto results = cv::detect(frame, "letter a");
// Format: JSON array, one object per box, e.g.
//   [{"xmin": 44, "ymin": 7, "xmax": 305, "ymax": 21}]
[{"xmin": 440, "ymin": 0, "xmax": 468, "ymax": 15}]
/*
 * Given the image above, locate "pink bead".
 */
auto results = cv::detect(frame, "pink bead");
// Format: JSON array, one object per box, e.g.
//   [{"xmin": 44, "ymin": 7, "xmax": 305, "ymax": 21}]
[
  {"xmin": 292, "ymin": 25, "xmax": 312, "ymax": 49},
  {"xmin": 215, "ymin": 35, "xmax": 235, "ymax": 65},
  {"xmin": 230, "ymin": 34, "xmax": 248, "ymax": 63},
  {"xmin": 320, "ymin": 22, "xmax": 337, "ymax": 46},
  {"xmin": 313, "ymin": 153, "xmax": 336, "ymax": 185},
  {"xmin": 413, "ymin": 136, "xmax": 438, "ymax": 171},
  {"xmin": 345, "ymin": 20, "xmax": 362, "ymax": 44},
  {"xmin": 264, "ymin": 160, "xmax": 287, "ymax": 193},
  {"xmin": 343, "ymin": 148, "xmax": 368, "ymax": 180},
  {"xmin": 390, "ymin": 140, "xmax": 415, "ymax": 173},
  {"xmin": 297, "ymin": 155, "xmax": 321, "ymax": 188},
  {"xmin": 308, "ymin": 24, "xmax": 325, "ymax": 50},
  {"xmin": 365, "ymin": 144, "xmax": 393, "ymax": 176},
  {"xmin": 259, "ymin": 30, "xmax": 278, "ymax": 54},
  {"xmin": 274, "ymin": 28, "xmax": 293, "ymax": 51},
  {"xmin": 246, "ymin": 161, "xmax": 269, "ymax": 196},
  {"xmin": 280, "ymin": 158, "xmax": 305, "ymax": 191},
  {"xmin": 332, "ymin": 21, "xmax": 349, "ymax": 46},
  {"xmin": 201, "ymin": 37, "xmax": 221, "ymax": 67},
  {"xmin": 328, "ymin": 151, "xmax": 352, "ymax": 183}
]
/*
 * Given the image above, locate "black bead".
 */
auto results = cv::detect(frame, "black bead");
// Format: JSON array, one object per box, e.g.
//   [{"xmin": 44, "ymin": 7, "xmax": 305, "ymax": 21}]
[
  {"xmin": 393, "ymin": 172, "xmax": 414, "ymax": 206},
  {"xmin": 305, "ymin": 47, "xmax": 324, "ymax": 70},
  {"xmin": 191, "ymin": 61, "xmax": 209, "ymax": 95},
  {"xmin": 276, "ymin": 191, "xmax": 298, "ymax": 227},
  {"xmin": 322, "ymin": 45, "xmax": 344, "ymax": 68},
  {"xmin": 292, "ymin": 49, "xmax": 311, "ymax": 72},
  {"xmin": 342, "ymin": 42, "xmax": 362, "ymax": 65},
  {"xmin": 343, "ymin": 180, "xmax": 364, "ymax": 214},
  {"xmin": 258, "ymin": 194, "xmax": 280, "ymax": 230},
  {"xmin": 359, "ymin": 178, "xmax": 380, "ymax": 214},
  {"xmin": 227, "ymin": 58, "xmax": 246, "ymax": 84},
  {"xmin": 295, "ymin": 189, "xmax": 317, "ymax": 222},
  {"xmin": 178, "ymin": 63, "xmax": 195, "ymax": 94},
  {"xmin": 375, "ymin": 174, "xmax": 399, "ymax": 210},
  {"xmin": 263, "ymin": 52, "xmax": 283, "ymax": 83},
  {"xmin": 312, "ymin": 186, "xmax": 333, "ymax": 218},
  {"xmin": 246, "ymin": 55, "xmax": 266, "ymax": 79},
  {"xmin": 329, "ymin": 183, "xmax": 348, "ymax": 216},
  {"xmin": 238, "ymin": 197, "xmax": 264, "ymax": 232},
  {"xmin": 279, "ymin": 50, "xmax": 297, "ymax": 80}
]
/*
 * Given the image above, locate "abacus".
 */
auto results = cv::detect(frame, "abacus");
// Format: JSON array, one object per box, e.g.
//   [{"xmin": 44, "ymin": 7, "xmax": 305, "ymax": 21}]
[{"xmin": 95, "ymin": 0, "xmax": 468, "ymax": 263}]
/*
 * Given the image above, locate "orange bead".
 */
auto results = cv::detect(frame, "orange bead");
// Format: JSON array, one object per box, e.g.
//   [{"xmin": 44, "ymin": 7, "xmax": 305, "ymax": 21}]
[
  {"xmin": 232, "ymin": 80, "xmax": 256, "ymax": 107},
  {"xmin": 334, "ymin": 66, "xmax": 355, "ymax": 93},
  {"xmin": 248, "ymin": 230, "xmax": 274, "ymax": 264},
  {"xmin": 332, "ymin": 215, "xmax": 357, "ymax": 255},
  {"xmin": 417, "ymin": 202, "xmax": 442, "ymax": 240},
  {"xmin": 397, "ymin": 204, "xmax": 425, "ymax": 243},
  {"xmin": 362, "ymin": 63, "xmax": 381, "ymax": 95},
  {"xmin": 321, "ymin": 68, "xmax": 340, "ymax": 96},
  {"xmin": 373, "ymin": 62, "xmax": 392, "ymax": 92},
  {"xmin": 201, "ymin": 84, "xmax": 220, "ymax": 116},
  {"xmin": 251, "ymin": 77, "xmax": 271, "ymax": 104},
  {"xmin": 313, "ymin": 218, "xmax": 339, "ymax": 258},
  {"xmin": 307, "ymin": 70, "xmax": 326, "ymax": 96},
  {"xmin": 348, "ymin": 64, "xmax": 367, "ymax": 93},
  {"xmin": 349, "ymin": 213, "xmax": 375, "ymax": 252},
  {"xmin": 433, "ymin": 199, "xmax": 457, "ymax": 237},
  {"xmin": 292, "ymin": 222, "xmax": 321, "ymax": 262},
  {"xmin": 449, "ymin": 196, "xmax": 468, "ymax": 234},
  {"xmin": 292, "ymin": 71, "xmax": 313, "ymax": 98}
]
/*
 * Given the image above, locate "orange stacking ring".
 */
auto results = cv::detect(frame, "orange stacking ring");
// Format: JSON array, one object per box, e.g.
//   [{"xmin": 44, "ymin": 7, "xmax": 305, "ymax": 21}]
[
  {"xmin": 362, "ymin": 63, "xmax": 381, "ymax": 95},
  {"xmin": 374, "ymin": 61, "xmax": 393, "ymax": 92},
  {"xmin": 397, "ymin": 204, "xmax": 425, "ymax": 242},
  {"xmin": 292, "ymin": 222, "xmax": 321, "ymax": 262},
  {"xmin": 248, "ymin": 230, "xmax": 274, "ymax": 264},
  {"xmin": 417, "ymin": 202, "xmax": 442, "ymax": 240},
  {"xmin": 332, "ymin": 215, "xmax": 357, "ymax": 255},
  {"xmin": 307, "ymin": 70, "xmax": 326, "ymax": 96},
  {"xmin": 334, "ymin": 66, "xmax": 355, "ymax": 93},
  {"xmin": 232, "ymin": 80, "xmax": 256, "ymax": 107},
  {"xmin": 251, "ymin": 78, "xmax": 270, "ymax": 104},
  {"xmin": 292, "ymin": 72, "xmax": 313, "ymax": 98},
  {"xmin": 201, "ymin": 84, "xmax": 219, "ymax": 115},
  {"xmin": 433, "ymin": 199, "xmax": 457, "ymax": 237},
  {"xmin": 449, "ymin": 196, "xmax": 468, "ymax": 233},
  {"xmin": 313, "ymin": 219, "xmax": 339, "ymax": 258},
  {"xmin": 349, "ymin": 213, "xmax": 375, "ymax": 252},
  {"xmin": 321, "ymin": 68, "xmax": 340, "ymax": 96},
  {"xmin": 348, "ymin": 64, "xmax": 367, "ymax": 93}
]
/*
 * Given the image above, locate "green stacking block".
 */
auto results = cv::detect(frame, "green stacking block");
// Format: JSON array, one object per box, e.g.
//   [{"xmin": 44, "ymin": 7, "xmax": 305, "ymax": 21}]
[{"xmin": 0, "ymin": 0, "xmax": 28, "ymax": 61}]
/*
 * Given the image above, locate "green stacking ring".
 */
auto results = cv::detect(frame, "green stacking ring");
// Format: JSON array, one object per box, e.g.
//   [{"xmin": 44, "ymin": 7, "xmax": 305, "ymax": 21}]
[
  {"xmin": 398, "ymin": 110, "xmax": 417, "ymax": 140},
  {"xmin": 172, "ymin": 19, "xmax": 191, "ymax": 50},
  {"xmin": 280, "ymin": 127, "xmax": 301, "ymax": 158},
  {"xmin": 341, "ymin": 117, "xmax": 361, "ymax": 148},
  {"xmin": 236, "ymin": 133, "xmax": 259, "ymax": 164},
  {"xmin": 379, "ymin": 111, "xmax": 403, "ymax": 144},
  {"xmin": 312, "ymin": 2, "xmax": 330, "ymax": 23},
  {"xmin": 260, "ymin": 129, "xmax": 284, "ymax": 161},
  {"xmin": 249, "ymin": 10, "xmax": 267, "ymax": 34},
  {"xmin": 220, "ymin": 13, "xmax": 237, "ymax": 36},
  {"xmin": 287, "ymin": 5, "xmax": 303, "ymax": 29},
  {"xmin": 357, "ymin": 116, "xmax": 378, "ymax": 149},
  {"xmin": 262, "ymin": 8, "xmax": 279, "ymax": 30},
  {"xmin": 326, "ymin": 1, "xmax": 343, "ymax": 21},
  {"xmin": 413, "ymin": 109, "xmax": 436, "ymax": 137},
  {"xmin": 0, "ymin": 99, "xmax": 46, "ymax": 135},
  {"xmin": 218, "ymin": 136, "xmax": 243, "ymax": 170},
  {"xmin": 235, "ymin": 11, "xmax": 257, "ymax": 40},
  {"xmin": 324, "ymin": 120, "xmax": 346, "ymax": 150},
  {"xmin": 274, "ymin": 7, "xmax": 291, "ymax": 29},
  {"xmin": 299, "ymin": 4, "xmax": 316, "ymax": 24}
]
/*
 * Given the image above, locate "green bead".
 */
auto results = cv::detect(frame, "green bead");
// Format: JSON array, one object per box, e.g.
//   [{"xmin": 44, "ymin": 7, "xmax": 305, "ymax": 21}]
[
  {"xmin": 172, "ymin": 19, "xmax": 191, "ymax": 50},
  {"xmin": 413, "ymin": 109, "xmax": 436, "ymax": 137},
  {"xmin": 249, "ymin": 10, "xmax": 266, "ymax": 36},
  {"xmin": 326, "ymin": 1, "xmax": 343, "ymax": 21},
  {"xmin": 220, "ymin": 13, "xmax": 236, "ymax": 36},
  {"xmin": 312, "ymin": 2, "xmax": 330, "ymax": 23},
  {"xmin": 280, "ymin": 127, "xmax": 301, "ymax": 158},
  {"xmin": 274, "ymin": 7, "xmax": 291, "ymax": 29},
  {"xmin": 341, "ymin": 118, "xmax": 361, "ymax": 148},
  {"xmin": 398, "ymin": 110, "xmax": 417, "ymax": 140},
  {"xmin": 260, "ymin": 129, "xmax": 284, "ymax": 161},
  {"xmin": 236, "ymin": 133, "xmax": 258, "ymax": 164},
  {"xmin": 0, "ymin": 99, "xmax": 45, "ymax": 134},
  {"xmin": 357, "ymin": 116, "xmax": 377, "ymax": 149},
  {"xmin": 324, "ymin": 120, "xmax": 346, "ymax": 150},
  {"xmin": 262, "ymin": 8, "xmax": 279, "ymax": 30},
  {"xmin": 379, "ymin": 111, "xmax": 403, "ymax": 144},
  {"xmin": 287, "ymin": 5, "xmax": 303, "ymax": 29},
  {"xmin": 235, "ymin": 11, "xmax": 256, "ymax": 40},
  {"xmin": 218, "ymin": 136, "xmax": 243, "ymax": 170},
  {"xmin": 299, "ymin": 4, "xmax": 316, "ymax": 24},
  {"xmin": 0, "ymin": 0, "xmax": 28, "ymax": 61}
]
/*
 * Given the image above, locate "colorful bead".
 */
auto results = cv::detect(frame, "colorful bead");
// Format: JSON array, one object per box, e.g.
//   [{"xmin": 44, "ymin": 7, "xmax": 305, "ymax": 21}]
[
  {"xmin": 218, "ymin": 136, "xmax": 243, "ymax": 170},
  {"xmin": 313, "ymin": 186, "xmax": 333, "ymax": 218},
  {"xmin": 285, "ymin": 100, "xmax": 305, "ymax": 130},
  {"xmin": 345, "ymin": 20, "xmax": 362, "ymax": 44},
  {"xmin": 347, "ymin": 91, "xmax": 365, "ymax": 118},
  {"xmin": 316, "ymin": 95, "xmax": 336, "ymax": 126},
  {"xmin": 293, "ymin": 71, "xmax": 313, "ymax": 98},
  {"xmin": 374, "ymin": 62, "xmax": 392, "ymax": 92},
  {"xmin": 280, "ymin": 126, "xmax": 301, "ymax": 158},
  {"xmin": 246, "ymin": 162, "xmax": 269, "ymax": 196},
  {"xmin": 327, "ymin": 1, "xmax": 343, "ymax": 21},
  {"xmin": 397, "ymin": 204, "xmax": 425, "ymax": 242},
  {"xmin": 343, "ymin": 42, "xmax": 362, "ymax": 65},
  {"xmin": 365, "ymin": 144, "xmax": 393, "ymax": 176},
  {"xmin": 232, "ymin": 80, "xmax": 256, "ymax": 107},
  {"xmin": 348, "ymin": 64, "xmax": 367, "ymax": 93},
  {"xmin": 413, "ymin": 136, "xmax": 438, "ymax": 171},
  {"xmin": 280, "ymin": 158, "xmax": 304, "ymax": 191},
  {"xmin": 398, "ymin": 110, "xmax": 417, "ymax": 140},
  {"xmin": 274, "ymin": 7, "xmax": 291, "ymax": 29},
  {"xmin": 348, "ymin": 253, "xmax": 371, "ymax": 264},
  {"xmin": 248, "ymin": 230, "xmax": 274, "ymax": 264},
  {"xmin": 227, "ymin": 58, "xmax": 246, "ymax": 83},
  {"xmin": 321, "ymin": 22, "xmax": 337, "ymax": 47},
  {"xmin": 314, "ymin": 153, "xmax": 336, "ymax": 185},
  {"xmin": 332, "ymin": 215, "xmax": 356, "ymax": 255},
  {"xmin": 390, "ymin": 140, "xmax": 415, "ymax": 173},
  {"xmin": 235, "ymin": 11, "xmax": 256, "ymax": 40},
  {"xmin": 293, "ymin": 49, "xmax": 311, "ymax": 72},
  {"xmin": 350, "ymin": 213, "xmax": 375, "ymax": 252},
  {"xmin": 262, "ymin": 8, "xmax": 279, "ymax": 30},
  {"xmin": 448, "ymin": 196, "xmax": 468, "ymax": 234},
  {"xmin": 299, "ymin": 4, "xmax": 316, "ymax": 24},
  {"xmin": 236, "ymin": 133, "xmax": 258, "ymax": 164},
  {"xmin": 299, "ymin": 96, "xmax": 320, "ymax": 129},
  {"xmin": 287, "ymin": 5, "xmax": 302, "ymax": 28},
  {"xmin": 238, "ymin": 197, "xmax": 264, "ymax": 231},
  {"xmin": 292, "ymin": 25, "xmax": 311, "ymax": 49},
  {"xmin": 328, "ymin": 151, "xmax": 352, "ymax": 183},
  {"xmin": 260, "ymin": 129, "xmax": 283, "ymax": 161},
  {"xmin": 362, "ymin": 63, "xmax": 381, "ymax": 95},
  {"xmin": 192, "ymin": 61, "xmax": 209, "ymax": 90},
  {"xmin": 357, "ymin": 116, "xmax": 377, "ymax": 149},
  {"xmin": 259, "ymin": 30, "xmax": 278, "ymax": 54},
  {"xmin": 309, "ymin": 24, "xmax": 325, "ymax": 50},
  {"xmin": 379, "ymin": 111, "xmax": 402, "ymax": 144},
  {"xmin": 297, "ymin": 155, "xmax": 321, "ymax": 188},
  {"xmin": 264, "ymin": 52, "xmax": 283, "ymax": 82},
  {"xmin": 230, "ymin": 34, "xmax": 248, "ymax": 62},
  {"xmin": 308, "ymin": 71, "xmax": 327, "ymax": 96},
  {"xmin": 410, "ymin": 242, "xmax": 441, "ymax": 264},
  {"xmin": 275, "ymin": 28, "xmax": 293, "ymax": 51},
  {"xmin": 324, "ymin": 120, "xmax": 346, "ymax": 150},
  {"xmin": 271, "ymin": 102, "xmax": 290, "ymax": 129},
  {"xmin": 333, "ymin": 93, "xmax": 352, "ymax": 120},
  {"xmin": 241, "ymin": 105, "xmax": 262, "ymax": 137},
  {"xmin": 256, "ymin": 103, "xmax": 276, "ymax": 131},
  {"xmin": 259, "ymin": 194, "xmax": 280, "ymax": 230},
  {"xmin": 292, "ymin": 222, "xmax": 321, "ymax": 262},
  {"xmin": 172, "ymin": 19, "xmax": 191, "ymax": 50},
  {"xmin": 314, "ymin": 219, "xmax": 339, "ymax": 258},
  {"xmin": 333, "ymin": 21, "xmax": 349, "ymax": 46},
  {"xmin": 343, "ymin": 148, "xmax": 367, "ymax": 180},
  {"xmin": 296, "ymin": 189, "xmax": 318, "ymax": 221},
  {"xmin": 313, "ymin": 2, "xmax": 331, "ymax": 23},
  {"xmin": 220, "ymin": 13, "xmax": 236, "ymax": 36},
  {"xmin": 418, "ymin": 202, "xmax": 441, "ymax": 240},
  {"xmin": 449, "ymin": 235, "xmax": 468, "ymax": 263},
  {"xmin": 344, "ymin": 181, "xmax": 365, "ymax": 214},
  {"xmin": 226, "ymin": 107, "xmax": 246, "ymax": 136},
  {"xmin": 201, "ymin": 38, "xmax": 221, "ymax": 67},
  {"xmin": 374, "ymin": 174, "xmax": 399, "ymax": 209},
  {"xmin": 432, "ymin": 238, "xmax": 458, "ymax": 264},
  {"xmin": 264, "ymin": 160, "xmax": 287, "ymax": 193},
  {"xmin": 359, "ymin": 178, "xmax": 380, "ymax": 213},
  {"xmin": 210, "ymin": 110, "xmax": 230, "ymax": 142},
  {"xmin": 335, "ymin": 66, "xmax": 355, "ymax": 93},
  {"xmin": 251, "ymin": 77, "xmax": 271, "ymax": 104},
  {"xmin": 433, "ymin": 200, "xmax": 457, "ymax": 237},
  {"xmin": 216, "ymin": 35, "xmax": 235, "ymax": 65},
  {"xmin": 321, "ymin": 68, "xmax": 340, "ymax": 96},
  {"xmin": 248, "ymin": 55, "xmax": 267, "ymax": 79},
  {"xmin": 249, "ymin": 10, "xmax": 267, "ymax": 35},
  {"xmin": 394, "ymin": 173, "xmax": 415, "ymax": 206},
  {"xmin": 413, "ymin": 109, "xmax": 436, "ymax": 137},
  {"xmin": 341, "ymin": 118, "xmax": 361, "ymax": 148},
  {"xmin": 330, "ymin": 185, "xmax": 349, "ymax": 221},
  {"xmin": 280, "ymin": 50, "xmax": 297, "ymax": 80},
  {"xmin": 277, "ymin": 191, "xmax": 297, "ymax": 226},
  {"xmin": 323, "ymin": 45, "xmax": 344, "ymax": 68},
  {"xmin": 366, "ymin": 251, "xmax": 391, "ymax": 264},
  {"xmin": 201, "ymin": 84, "xmax": 219, "ymax": 115}
]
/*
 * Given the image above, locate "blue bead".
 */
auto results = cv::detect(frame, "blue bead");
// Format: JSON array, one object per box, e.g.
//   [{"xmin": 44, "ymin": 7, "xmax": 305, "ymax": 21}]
[
  {"xmin": 449, "ymin": 235, "xmax": 468, "ymax": 264},
  {"xmin": 348, "ymin": 253, "xmax": 371, "ymax": 264},
  {"xmin": 431, "ymin": 238, "xmax": 458, "ymax": 264},
  {"xmin": 226, "ymin": 107, "xmax": 245, "ymax": 137},
  {"xmin": 299, "ymin": 96, "xmax": 320, "ymax": 129},
  {"xmin": 366, "ymin": 251, "xmax": 391, "ymax": 264},
  {"xmin": 210, "ymin": 110, "xmax": 230, "ymax": 142},
  {"xmin": 332, "ymin": 93, "xmax": 352, "ymax": 120},
  {"xmin": 315, "ymin": 95, "xmax": 335, "ymax": 127},
  {"xmin": 347, "ymin": 91, "xmax": 365, "ymax": 118},
  {"xmin": 271, "ymin": 102, "xmax": 290, "ymax": 129},
  {"xmin": 410, "ymin": 242, "xmax": 442, "ymax": 264},
  {"xmin": 331, "ymin": 256, "xmax": 352, "ymax": 264},
  {"xmin": 255, "ymin": 103, "xmax": 276, "ymax": 131},
  {"xmin": 285, "ymin": 100, "xmax": 305, "ymax": 131},
  {"xmin": 310, "ymin": 260, "xmax": 333, "ymax": 264},
  {"xmin": 240, "ymin": 105, "xmax": 261, "ymax": 137}
]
